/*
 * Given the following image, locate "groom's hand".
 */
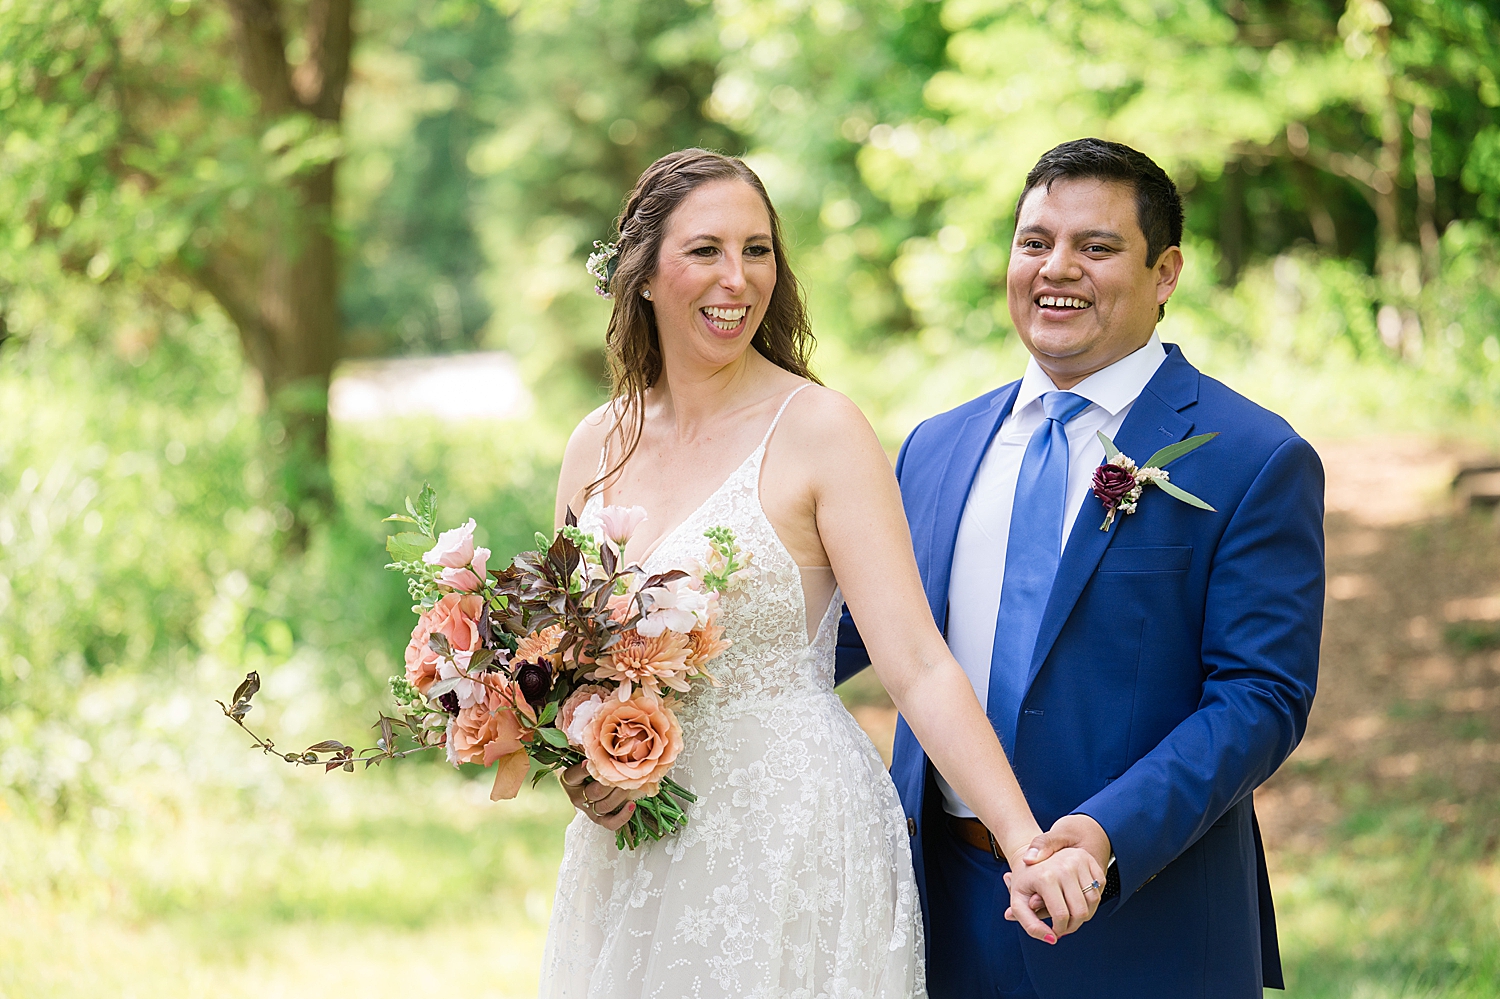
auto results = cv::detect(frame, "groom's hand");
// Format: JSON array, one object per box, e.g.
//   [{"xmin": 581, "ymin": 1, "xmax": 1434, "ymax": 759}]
[
  {"xmin": 1022, "ymin": 813, "xmax": 1112, "ymax": 873},
  {"xmin": 560, "ymin": 763, "xmax": 635, "ymax": 832},
  {"xmin": 1005, "ymin": 813, "xmax": 1112, "ymax": 923}
]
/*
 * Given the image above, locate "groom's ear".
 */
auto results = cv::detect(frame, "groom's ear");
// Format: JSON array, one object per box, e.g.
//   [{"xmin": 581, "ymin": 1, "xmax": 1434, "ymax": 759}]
[{"xmin": 1153, "ymin": 245, "xmax": 1185, "ymax": 317}]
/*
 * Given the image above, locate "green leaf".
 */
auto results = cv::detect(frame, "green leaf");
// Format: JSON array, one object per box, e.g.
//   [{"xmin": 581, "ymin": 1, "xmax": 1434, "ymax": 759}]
[
  {"xmin": 1143, "ymin": 432, "xmax": 1219, "ymax": 471},
  {"xmin": 538, "ymin": 725, "xmax": 570, "ymax": 748},
  {"xmin": 415, "ymin": 483, "xmax": 438, "ymax": 534},
  {"xmin": 538, "ymin": 701, "xmax": 559, "ymax": 725},
  {"xmin": 1152, "ymin": 477, "xmax": 1216, "ymax": 511},
  {"xmin": 1097, "ymin": 431, "xmax": 1122, "ymax": 460},
  {"xmin": 383, "ymin": 514, "xmax": 419, "ymax": 525},
  {"xmin": 386, "ymin": 532, "xmax": 435, "ymax": 562}
]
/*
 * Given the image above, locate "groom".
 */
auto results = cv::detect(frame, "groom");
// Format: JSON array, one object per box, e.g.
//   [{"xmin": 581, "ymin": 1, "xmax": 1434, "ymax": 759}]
[{"xmin": 836, "ymin": 138, "xmax": 1324, "ymax": 998}]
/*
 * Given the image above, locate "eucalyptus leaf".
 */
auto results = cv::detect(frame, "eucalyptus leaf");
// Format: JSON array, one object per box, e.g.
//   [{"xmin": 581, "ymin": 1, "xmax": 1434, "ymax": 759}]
[
  {"xmin": 1097, "ymin": 432, "xmax": 1122, "ymax": 461},
  {"xmin": 1143, "ymin": 432, "xmax": 1220, "ymax": 471},
  {"xmin": 1152, "ymin": 478, "xmax": 1216, "ymax": 511}
]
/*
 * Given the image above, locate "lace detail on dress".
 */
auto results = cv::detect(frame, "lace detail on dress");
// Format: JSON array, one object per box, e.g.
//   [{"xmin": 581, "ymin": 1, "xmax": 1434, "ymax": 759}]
[{"xmin": 539, "ymin": 386, "xmax": 925, "ymax": 999}]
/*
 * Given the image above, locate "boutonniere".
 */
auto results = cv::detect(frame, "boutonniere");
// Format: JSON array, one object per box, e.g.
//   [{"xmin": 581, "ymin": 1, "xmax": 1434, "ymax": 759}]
[{"xmin": 1092, "ymin": 431, "xmax": 1220, "ymax": 530}]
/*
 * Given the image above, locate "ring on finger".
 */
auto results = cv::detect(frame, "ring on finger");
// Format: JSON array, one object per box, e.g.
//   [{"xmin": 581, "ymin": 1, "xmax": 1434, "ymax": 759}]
[{"xmin": 1081, "ymin": 879, "xmax": 1101, "ymax": 895}]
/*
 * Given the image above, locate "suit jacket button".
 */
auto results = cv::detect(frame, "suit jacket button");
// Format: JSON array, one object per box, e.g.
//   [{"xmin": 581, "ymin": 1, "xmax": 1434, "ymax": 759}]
[{"xmin": 907, "ymin": 817, "xmax": 917, "ymax": 837}]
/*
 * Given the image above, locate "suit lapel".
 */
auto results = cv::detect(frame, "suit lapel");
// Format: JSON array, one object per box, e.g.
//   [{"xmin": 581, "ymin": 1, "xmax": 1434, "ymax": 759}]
[
  {"xmin": 922, "ymin": 383, "xmax": 1019, "ymax": 627},
  {"xmin": 1023, "ymin": 347, "xmax": 1200, "ymax": 689}
]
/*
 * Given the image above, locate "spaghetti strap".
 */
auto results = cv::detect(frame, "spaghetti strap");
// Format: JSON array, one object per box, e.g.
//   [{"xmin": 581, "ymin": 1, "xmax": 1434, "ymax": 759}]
[{"xmin": 758, "ymin": 383, "xmax": 812, "ymax": 449}]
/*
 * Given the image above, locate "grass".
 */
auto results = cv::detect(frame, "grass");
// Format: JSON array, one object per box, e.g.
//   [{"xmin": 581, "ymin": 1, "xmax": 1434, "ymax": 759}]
[
  {"xmin": 1275, "ymin": 803, "xmax": 1500, "ymax": 997},
  {"xmin": 0, "ymin": 763, "xmax": 575, "ymax": 999},
  {"xmin": 3, "ymin": 764, "xmax": 1495, "ymax": 998}
]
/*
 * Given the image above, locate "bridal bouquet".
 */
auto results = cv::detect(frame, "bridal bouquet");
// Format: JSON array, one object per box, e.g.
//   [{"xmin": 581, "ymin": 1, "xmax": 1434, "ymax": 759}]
[{"xmin": 220, "ymin": 485, "xmax": 751, "ymax": 850}]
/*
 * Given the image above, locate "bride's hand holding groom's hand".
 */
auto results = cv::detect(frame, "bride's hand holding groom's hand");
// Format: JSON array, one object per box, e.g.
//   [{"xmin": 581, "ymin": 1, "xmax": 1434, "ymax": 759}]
[
  {"xmin": 1002, "ymin": 813, "xmax": 1113, "ymax": 939},
  {"xmin": 1002, "ymin": 844, "xmax": 1106, "ymax": 942}
]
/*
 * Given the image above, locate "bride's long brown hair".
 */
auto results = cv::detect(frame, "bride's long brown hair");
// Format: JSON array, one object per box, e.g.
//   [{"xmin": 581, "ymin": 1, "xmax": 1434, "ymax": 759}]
[{"xmin": 589, "ymin": 149, "xmax": 820, "ymax": 496}]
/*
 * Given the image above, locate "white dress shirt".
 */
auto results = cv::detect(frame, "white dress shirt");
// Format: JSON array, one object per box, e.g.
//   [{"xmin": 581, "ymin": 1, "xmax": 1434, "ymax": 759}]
[{"xmin": 936, "ymin": 332, "xmax": 1168, "ymax": 817}]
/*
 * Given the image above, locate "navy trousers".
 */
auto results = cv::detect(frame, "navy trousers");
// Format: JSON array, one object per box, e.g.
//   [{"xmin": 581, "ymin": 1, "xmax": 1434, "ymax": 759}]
[{"xmin": 924, "ymin": 816, "xmax": 1041, "ymax": 999}]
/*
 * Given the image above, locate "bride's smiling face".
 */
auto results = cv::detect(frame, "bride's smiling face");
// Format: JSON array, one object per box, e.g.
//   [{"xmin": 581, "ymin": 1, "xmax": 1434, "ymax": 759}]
[{"xmin": 645, "ymin": 178, "xmax": 777, "ymax": 368}]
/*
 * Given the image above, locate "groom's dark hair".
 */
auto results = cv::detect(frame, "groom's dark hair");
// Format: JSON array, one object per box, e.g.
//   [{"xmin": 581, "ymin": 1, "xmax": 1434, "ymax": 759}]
[{"xmin": 1017, "ymin": 137, "xmax": 1184, "ymax": 277}]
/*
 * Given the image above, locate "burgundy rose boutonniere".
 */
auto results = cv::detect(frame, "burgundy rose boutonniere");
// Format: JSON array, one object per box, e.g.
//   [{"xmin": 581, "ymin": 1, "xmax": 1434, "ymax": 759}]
[{"xmin": 1092, "ymin": 431, "xmax": 1220, "ymax": 530}]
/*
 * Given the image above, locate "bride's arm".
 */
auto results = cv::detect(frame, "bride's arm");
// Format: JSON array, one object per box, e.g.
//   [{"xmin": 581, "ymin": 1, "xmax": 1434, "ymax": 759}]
[{"xmin": 774, "ymin": 389, "xmax": 1102, "ymax": 939}]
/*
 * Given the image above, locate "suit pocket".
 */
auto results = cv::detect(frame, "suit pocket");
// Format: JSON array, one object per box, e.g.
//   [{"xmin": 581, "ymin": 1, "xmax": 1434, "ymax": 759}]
[{"xmin": 1097, "ymin": 545, "xmax": 1192, "ymax": 573}]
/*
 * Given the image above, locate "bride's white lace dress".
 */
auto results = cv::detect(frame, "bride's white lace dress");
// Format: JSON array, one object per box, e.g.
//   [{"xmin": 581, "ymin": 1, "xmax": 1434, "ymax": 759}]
[{"xmin": 538, "ymin": 389, "xmax": 925, "ymax": 999}]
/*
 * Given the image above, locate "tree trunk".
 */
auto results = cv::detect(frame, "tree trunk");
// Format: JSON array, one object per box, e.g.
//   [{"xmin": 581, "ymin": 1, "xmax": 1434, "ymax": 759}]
[
  {"xmin": 1410, "ymin": 104, "xmax": 1440, "ymax": 283},
  {"xmin": 1373, "ymin": 22, "xmax": 1405, "ymax": 287},
  {"xmin": 199, "ymin": 0, "xmax": 352, "ymax": 547}
]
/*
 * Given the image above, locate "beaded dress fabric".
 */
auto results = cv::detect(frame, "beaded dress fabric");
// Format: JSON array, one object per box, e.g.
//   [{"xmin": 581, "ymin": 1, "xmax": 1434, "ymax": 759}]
[{"xmin": 538, "ymin": 387, "xmax": 925, "ymax": 999}]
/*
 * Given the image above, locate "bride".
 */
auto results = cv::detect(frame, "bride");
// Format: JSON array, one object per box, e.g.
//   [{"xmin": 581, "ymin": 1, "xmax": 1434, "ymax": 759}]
[{"xmin": 539, "ymin": 149, "xmax": 1102, "ymax": 998}]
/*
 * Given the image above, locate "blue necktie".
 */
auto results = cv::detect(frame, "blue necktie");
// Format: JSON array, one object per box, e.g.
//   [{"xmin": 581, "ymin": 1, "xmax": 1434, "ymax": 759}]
[{"xmin": 987, "ymin": 391, "xmax": 1092, "ymax": 754}]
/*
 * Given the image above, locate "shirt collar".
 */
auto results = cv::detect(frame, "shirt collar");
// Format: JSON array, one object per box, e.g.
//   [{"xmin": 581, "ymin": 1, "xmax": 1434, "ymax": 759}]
[{"xmin": 1012, "ymin": 330, "xmax": 1168, "ymax": 418}]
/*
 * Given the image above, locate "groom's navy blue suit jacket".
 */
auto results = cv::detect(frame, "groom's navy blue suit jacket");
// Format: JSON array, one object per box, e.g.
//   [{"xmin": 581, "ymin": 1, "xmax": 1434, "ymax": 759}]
[{"xmin": 836, "ymin": 345, "xmax": 1324, "ymax": 996}]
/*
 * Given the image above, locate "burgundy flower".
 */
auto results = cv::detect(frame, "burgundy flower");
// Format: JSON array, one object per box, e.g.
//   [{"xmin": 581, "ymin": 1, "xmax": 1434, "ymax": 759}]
[
  {"xmin": 515, "ymin": 660, "xmax": 553, "ymax": 708},
  {"xmin": 1092, "ymin": 463, "xmax": 1137, "ymax": 508}
]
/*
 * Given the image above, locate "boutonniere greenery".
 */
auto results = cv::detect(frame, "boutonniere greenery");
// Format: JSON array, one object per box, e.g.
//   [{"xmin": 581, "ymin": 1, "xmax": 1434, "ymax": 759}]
[{"xmin": 1092, "ymin": 431, "xmax": 1219, "ymax": 530}]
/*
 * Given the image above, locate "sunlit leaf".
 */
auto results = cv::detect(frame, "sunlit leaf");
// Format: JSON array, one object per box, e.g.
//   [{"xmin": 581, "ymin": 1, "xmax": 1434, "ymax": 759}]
[{"xmin": 1144, "ymin": 433, "xmax": 1220, "ymax": 471}]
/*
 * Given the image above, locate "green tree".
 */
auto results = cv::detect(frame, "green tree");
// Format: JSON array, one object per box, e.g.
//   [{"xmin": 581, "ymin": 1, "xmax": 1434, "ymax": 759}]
[
  {"xmin": 854, "ymin": 0, "xmax": 1498, "ymax": 353},
  {"xmin": 1, "ymin": 0, "xmax": 354, "ymax": 542}
]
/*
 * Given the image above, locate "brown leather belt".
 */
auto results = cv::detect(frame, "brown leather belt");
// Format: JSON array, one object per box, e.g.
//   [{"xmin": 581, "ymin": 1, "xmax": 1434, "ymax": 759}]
[{"xmin": 947, "ymin": 815, "xmax": 1006, "ymax": 861}]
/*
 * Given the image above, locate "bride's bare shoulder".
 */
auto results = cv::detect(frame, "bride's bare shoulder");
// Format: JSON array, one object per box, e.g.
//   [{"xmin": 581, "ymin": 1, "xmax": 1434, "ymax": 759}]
[
  {"xmin": 778, "ymin": 383, "xmax": 882, "ymax": 452},
  {"xmin": 556, "ymin": 402, "xmax": 621, "ymax": 519}
]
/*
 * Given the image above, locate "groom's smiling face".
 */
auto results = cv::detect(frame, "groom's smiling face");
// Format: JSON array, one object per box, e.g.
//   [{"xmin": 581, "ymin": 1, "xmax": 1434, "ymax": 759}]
[{"xmin": 1007, "ymin": 177, "xmax": 1183, "ymax": 389}]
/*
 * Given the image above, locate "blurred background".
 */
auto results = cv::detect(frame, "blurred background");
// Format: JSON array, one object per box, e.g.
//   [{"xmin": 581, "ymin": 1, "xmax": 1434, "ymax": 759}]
[{"xmin": 2, "ymin": 0, "xmax": 1499, "ymax": 995}]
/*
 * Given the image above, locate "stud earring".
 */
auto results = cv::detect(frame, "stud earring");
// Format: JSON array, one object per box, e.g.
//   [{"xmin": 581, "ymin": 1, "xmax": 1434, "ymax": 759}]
[{"xmin": 642, "ymin": 289, "xmax": 652, "ymax": 300}]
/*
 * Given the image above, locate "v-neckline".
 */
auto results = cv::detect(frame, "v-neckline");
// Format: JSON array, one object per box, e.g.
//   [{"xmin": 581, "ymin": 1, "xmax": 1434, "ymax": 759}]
[{"xmin": 606, "ymin": 441, "xmax": 765, "ymax": 569}]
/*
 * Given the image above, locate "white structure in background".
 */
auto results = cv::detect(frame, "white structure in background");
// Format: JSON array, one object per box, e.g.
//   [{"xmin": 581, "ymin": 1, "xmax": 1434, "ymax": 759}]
[{"xmin": 328, "ymin": 352, "xmax": 532, "ymax": 422}]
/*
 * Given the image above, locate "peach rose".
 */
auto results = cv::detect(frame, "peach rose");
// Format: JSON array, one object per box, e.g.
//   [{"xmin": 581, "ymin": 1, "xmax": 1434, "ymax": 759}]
[
  {"xmin": 581, "ymin": 689, "xmax": 683, "ymax": 796},
  {"xmin": 445, "ymin": 686, "xmax": 525, "ymax": 768},
  {"xmin": 404, "ymin": 593, "xmax": 484, "ymax": 694}
]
